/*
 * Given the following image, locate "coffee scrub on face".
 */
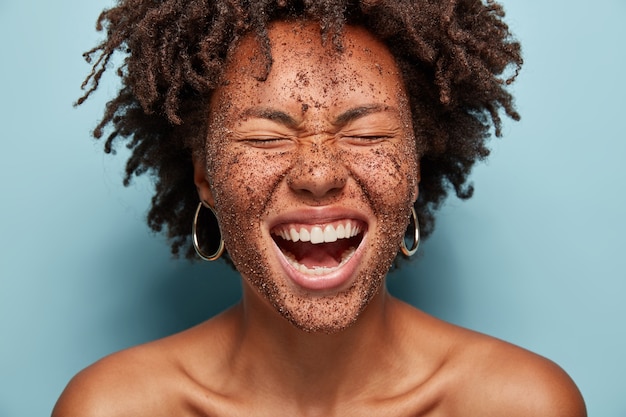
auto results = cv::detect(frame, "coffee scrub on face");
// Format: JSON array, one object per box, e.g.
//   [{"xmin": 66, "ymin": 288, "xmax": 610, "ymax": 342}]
[{"xmin": 199, "ymin": 22, "xmax": 418, "ymax": 332}]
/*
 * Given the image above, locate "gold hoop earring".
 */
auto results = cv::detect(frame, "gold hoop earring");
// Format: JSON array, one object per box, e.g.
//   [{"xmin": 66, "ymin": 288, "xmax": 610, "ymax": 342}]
[
  {"xmin": 400, "ymin": 207, "xmax": 420, "ymax": 257},
  {"xmin": 192, "ymin": 201, "xmax": 225, "ymax": 261}
]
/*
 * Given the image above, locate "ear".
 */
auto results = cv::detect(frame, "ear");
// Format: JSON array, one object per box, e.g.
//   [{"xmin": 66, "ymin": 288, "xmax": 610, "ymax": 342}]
[
  {"xmin": 411, "ymin": 183, "xmax": 419, "ymax": 205},
  {"xmin": 411, "ymin": 164, "xmax": 421, "ymax": 204},
  {"xmin": 193, "ymin": 155, "xmax": 216, "ymax": 207}
]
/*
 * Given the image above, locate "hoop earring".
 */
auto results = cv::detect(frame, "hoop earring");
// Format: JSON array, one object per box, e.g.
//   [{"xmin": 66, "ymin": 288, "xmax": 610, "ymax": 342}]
[
  {"xmin": 192, "ymin": 201, "xmax": 225, "ymax": 261},
  {"xmin": 400, "ymin": 207, "xmax": 420, "ymax": 257}
]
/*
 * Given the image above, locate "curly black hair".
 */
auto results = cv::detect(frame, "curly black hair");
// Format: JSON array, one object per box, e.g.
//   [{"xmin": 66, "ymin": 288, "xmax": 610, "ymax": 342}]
[{"xmin": 78, "ymin": 0, "xmax": 522, "ymax": 263}]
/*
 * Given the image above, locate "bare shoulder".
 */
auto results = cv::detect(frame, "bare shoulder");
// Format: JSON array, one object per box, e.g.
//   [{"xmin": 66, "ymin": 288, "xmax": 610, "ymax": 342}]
[
  {"xmin": 449, "ymin": 331, "xmax": 587, "ymax": 417},
  {"xmin": 51, "ymin": 311, "xmax": 236, "ymax": 417},
  {"xmin": 393, "ymin": 304, "xmax": 585, "ymax": 416},
  {"xmin": 52, "ymin": 343, "xmax": 177, "ymax": 417}
]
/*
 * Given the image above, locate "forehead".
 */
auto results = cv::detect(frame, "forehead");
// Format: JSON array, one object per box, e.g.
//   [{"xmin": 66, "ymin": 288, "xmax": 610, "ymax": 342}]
[{"xmin": 213, "ymin": 21, "xmax": 406, "ymax": 115}]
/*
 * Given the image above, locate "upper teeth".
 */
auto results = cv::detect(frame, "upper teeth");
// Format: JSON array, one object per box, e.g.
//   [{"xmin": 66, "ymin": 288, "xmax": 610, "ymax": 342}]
[{"xmin": 275, "ymin": 221, "xmax": 362, "ymax": 244}]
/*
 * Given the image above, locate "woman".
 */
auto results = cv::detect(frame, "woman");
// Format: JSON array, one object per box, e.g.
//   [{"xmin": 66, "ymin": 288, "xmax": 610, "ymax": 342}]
[{"xmin": 53, "ymin": 1, "xmax": 586, "ymax": 415}]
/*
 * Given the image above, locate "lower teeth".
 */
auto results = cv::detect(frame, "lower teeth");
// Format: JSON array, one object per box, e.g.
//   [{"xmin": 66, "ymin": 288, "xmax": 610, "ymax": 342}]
[{"xmin": 284, "ymin": 247, "xmax": 356, "ymax": 276}]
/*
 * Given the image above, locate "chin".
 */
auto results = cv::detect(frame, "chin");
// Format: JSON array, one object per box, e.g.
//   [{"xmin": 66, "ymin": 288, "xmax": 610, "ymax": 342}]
[{"xmin": 275, "ymin": 281, "xmax": 377, "ymax": 334}]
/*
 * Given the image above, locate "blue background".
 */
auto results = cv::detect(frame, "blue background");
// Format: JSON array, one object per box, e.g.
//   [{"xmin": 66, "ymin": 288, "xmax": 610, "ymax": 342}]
[{"xmin": 1, "ymin": 1, "xmax": 625, "ymax": 416}]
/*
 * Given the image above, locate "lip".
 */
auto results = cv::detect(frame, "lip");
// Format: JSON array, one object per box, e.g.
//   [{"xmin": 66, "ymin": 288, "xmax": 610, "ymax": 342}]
[
  {"xmin": 268, "ymin": 207, "xmax": 369, "ymax": 227},
  {"xmin": 266, "ymin": 207, "xmax": 370, "ymax": 292}
]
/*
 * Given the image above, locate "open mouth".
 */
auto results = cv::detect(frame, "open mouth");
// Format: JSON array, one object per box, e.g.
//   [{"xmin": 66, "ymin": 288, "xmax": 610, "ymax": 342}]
[{"xmin": 271, "ymin": 220, "xmax": 366, "ymax": 276}]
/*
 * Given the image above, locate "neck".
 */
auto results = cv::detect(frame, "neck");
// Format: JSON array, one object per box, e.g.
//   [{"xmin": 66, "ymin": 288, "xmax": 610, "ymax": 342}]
[{"xmin": 228, "ymin": 283, "xmax": 403, "ymax": 407}]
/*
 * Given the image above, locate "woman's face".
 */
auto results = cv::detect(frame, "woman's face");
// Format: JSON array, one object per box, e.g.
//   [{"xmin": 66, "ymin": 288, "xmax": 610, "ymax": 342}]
[{"xmin": 195, "ymin": 21, "xmax": 419, "ymax": 333}]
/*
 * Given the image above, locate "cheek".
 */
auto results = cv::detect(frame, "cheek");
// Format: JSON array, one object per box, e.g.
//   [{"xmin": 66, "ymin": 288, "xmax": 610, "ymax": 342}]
[
  {"xmin": 343, "ymin": 140, "xmax": 418, "ymax": 212},
  {"xmin": 207, "ymin": 142, "xmax": 292, "ymax": 228}
]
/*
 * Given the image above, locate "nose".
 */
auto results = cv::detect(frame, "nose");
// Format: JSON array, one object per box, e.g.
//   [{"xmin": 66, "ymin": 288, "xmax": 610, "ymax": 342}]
[{"xmin": 286, "ymin": 142, "xmax": 348, "ymax": 200}]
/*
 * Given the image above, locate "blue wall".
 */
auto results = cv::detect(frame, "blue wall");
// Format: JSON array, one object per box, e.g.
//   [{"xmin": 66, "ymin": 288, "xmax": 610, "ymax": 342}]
[{"xmin": 1, "ymin": 1, "xmax": 624, "ymax": 416}]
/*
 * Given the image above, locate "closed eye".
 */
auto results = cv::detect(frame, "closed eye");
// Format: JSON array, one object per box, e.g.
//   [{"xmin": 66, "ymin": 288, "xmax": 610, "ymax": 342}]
[
  {"xmin": 339, "ymin": 134, "xmax": 393, "ymax": 146},
  {"xmin": 242, "ymin": 137, "xmax": 294, "ymax": 149}
]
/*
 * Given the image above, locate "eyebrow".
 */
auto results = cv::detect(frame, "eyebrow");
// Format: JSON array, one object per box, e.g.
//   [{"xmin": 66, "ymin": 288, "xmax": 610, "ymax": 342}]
[
  {"xmin": 241, "ymin": 107, "xmax": 298, "ymax": 128},
  {"xmin": 333, "ymin": 104, "xmax": 391, "ymax": 126},
  {"xmin": 241, "ymin": 104, "xmax": 395, "ymax": 128}
]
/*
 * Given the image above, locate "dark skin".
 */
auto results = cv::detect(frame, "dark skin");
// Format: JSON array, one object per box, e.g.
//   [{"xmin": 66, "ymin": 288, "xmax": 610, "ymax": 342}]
[{"xmin": 53, "ymin": 22, "xmax": 586, "ymax": 417}]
